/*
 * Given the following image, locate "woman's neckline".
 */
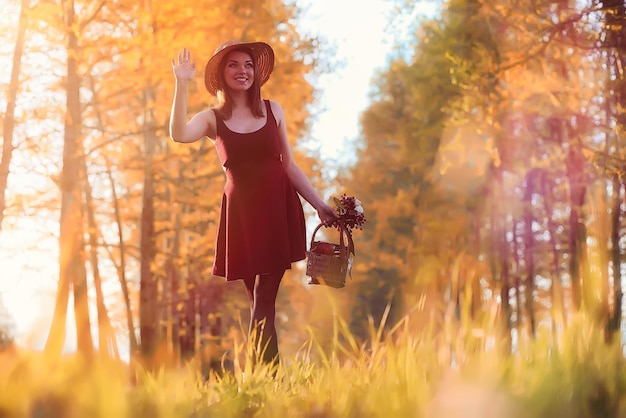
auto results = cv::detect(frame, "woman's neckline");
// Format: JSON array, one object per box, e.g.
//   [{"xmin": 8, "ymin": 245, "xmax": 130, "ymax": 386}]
[
  {"xmin": 222, "ymin": 115, "xmax": 268, "ymax": 135},
  {"xmin": 221, "ymin": 100, "xmax": 269, "ymax": 134}
]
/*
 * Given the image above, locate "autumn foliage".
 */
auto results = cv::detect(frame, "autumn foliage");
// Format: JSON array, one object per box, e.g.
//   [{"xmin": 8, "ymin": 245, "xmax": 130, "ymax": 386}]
[{"xmin": 0, "ymin": 2, "xmax": 626, "ymax": 410}]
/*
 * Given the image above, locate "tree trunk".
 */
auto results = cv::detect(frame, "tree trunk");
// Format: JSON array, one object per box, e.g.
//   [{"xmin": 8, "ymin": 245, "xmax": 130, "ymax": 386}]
[
  {"xmin": 83, "ymin": 163, "xmax": 119, "ymax": 359},
  {"xmin": 512, "ymin": 221, "xmax": 523, "ymax": 340},
  {"xmin": 523, "ymin": 172, "xmax": 536, "ymax": 338},
  {"xmin": 540, "ymin": 173, "xmax": 566, "ymax": 338},
  {"xmin": 489, "ymin": 171, "xmax": 512, "ymax": 352},
  {"xmin": 500, "ymin": 253, "xmax": 512, "ymax": 353},
  {"xmin": 601, "ymin": 0, "xmax": 626, "ymax": 341},
  {"xmin": 582, "ymin": 186, "xmax": 610, "ymax": 330},
  {"xmin": 0, "ymin": 0, "xmax": 28, "ymax": 231},
  {"xmin": 139, "ymin": 83, "xmax": 158, "ymax": 359},
  {"xmin": 86, "ymin": 63, "xmax": 139, "ymax": 356},
  {"xmin": 566, "ymin": 149, "xmax": 587, "ymax": 311},
  {"xmin": 167, "ymin": 196, "xmax": 183, "ymax": 361},
  {"xmin": 139, "ymin": 132, "xmax": 157, "ymax": 359},
  {"xmin": 608, "ymin": 175, "xmax": 624, "ymax": 338},
  {"xmin": 46, "ymin": 0, "xmax": 93, "ymax": 358},
  {"xmin": 105, "ymin": 160, "xmax": 138, "ymax": 354},
  {"xmin": 139, "ymin": 0, "xmax": 160, "ymax": 362}
]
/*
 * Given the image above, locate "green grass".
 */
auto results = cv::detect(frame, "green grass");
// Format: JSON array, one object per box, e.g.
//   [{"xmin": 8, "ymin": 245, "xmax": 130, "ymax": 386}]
[{"xmin": 1, "ymin": 312, "xmax": 625, "ymax": 418}]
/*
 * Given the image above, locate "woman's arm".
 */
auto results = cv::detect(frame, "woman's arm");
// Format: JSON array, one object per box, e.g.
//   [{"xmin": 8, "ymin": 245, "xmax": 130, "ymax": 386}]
[
  {"xmin": 169, "ymin": 48, "xmax": 216, "ymax": 143},
  {"xmin": 270, "ymin": 100, "xmax": 338, "ymax": 224}
]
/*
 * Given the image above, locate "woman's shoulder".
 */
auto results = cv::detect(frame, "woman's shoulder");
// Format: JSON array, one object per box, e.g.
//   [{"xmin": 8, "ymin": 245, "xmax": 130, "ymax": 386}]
[
  {"xmin": 266, "ymin": 99, "xmax": 282, "ymax": 109},
  {"xmin": 267, "ymin": 100, "xmax": 285, "ymax": 118},
  {"xmin": 197, "ymin": 107, "xmax": 219, "ymax": 122},
  {"xmin": 202, "ymin": 106, "xmax": 219, "ymax": 116}
]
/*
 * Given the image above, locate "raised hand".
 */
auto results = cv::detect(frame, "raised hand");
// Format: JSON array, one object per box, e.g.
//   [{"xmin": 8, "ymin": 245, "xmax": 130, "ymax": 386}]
[{"xmin": 171, "ymin": 48, "xmax": 196, "ymax": 81}]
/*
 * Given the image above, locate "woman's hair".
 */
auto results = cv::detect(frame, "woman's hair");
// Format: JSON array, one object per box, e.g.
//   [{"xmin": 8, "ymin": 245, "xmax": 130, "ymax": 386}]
[{"xmin": 216, "ymin": 46, "xmax": 264, "ymax": 119}]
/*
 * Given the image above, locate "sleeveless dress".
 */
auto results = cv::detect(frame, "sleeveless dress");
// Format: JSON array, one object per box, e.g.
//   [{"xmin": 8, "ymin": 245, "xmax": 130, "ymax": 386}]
[{"xmin": 211, "ymin": 100, "xmax": 307, "ymax": 281}]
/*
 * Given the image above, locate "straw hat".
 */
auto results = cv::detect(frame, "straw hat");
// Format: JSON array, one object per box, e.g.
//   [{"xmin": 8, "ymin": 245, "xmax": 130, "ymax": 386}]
[{"xmin": 204, "ymin": 40, "xmax": 275, "ymax": 96}]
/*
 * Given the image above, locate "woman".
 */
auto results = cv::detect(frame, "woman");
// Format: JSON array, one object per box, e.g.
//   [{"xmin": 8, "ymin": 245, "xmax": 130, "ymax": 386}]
[{"xmin": 169, "ymin": 41, "xmax": 338, "ymax": 367}]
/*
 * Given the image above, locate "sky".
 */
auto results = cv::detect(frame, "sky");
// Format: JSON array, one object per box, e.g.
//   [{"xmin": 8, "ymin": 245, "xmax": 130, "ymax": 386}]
[
  {"xmin": 302, "ymin": 0, "xmax": 437, "ymax": 161},
  {"xmin": 300, "ymin": 0, "xmax": 397, "ymax": 160},
  {"xmin": 0, "ymin": 0, "xmax": 439, "ymax": 351}
]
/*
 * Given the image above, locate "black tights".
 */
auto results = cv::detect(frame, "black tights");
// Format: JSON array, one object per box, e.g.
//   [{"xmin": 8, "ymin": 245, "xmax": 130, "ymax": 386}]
[{"xmin": 243, "ymin": 270, "xmax": 284, "ymax": 367}]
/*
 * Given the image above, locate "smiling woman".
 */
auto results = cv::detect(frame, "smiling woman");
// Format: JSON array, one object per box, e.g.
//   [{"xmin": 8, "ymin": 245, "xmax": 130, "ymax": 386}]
[{"xmin": 0, "ymin": 0, "xmax": 438, "ymax": 356}]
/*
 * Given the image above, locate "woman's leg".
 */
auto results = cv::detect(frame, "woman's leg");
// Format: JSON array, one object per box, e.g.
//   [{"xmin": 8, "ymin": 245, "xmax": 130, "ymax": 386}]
[
  {"xmin": 243, "ymin": 276, "xmax": 255, "ymax": 315},
  {"xmin": 244, "ymin": 271, "xmax": 284, "ymax": 366}
]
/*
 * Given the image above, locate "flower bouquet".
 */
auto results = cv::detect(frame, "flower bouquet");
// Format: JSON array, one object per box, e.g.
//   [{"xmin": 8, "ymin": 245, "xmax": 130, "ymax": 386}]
[{"xmin": 306, "ymin": 195, "xmax": 366, "ymax": 288}]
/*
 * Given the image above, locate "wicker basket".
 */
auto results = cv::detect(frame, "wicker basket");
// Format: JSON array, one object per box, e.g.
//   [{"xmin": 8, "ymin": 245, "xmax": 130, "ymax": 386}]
[{"xmin": 306, "ymin": 221, "xmax": 354, "ymax": 288}]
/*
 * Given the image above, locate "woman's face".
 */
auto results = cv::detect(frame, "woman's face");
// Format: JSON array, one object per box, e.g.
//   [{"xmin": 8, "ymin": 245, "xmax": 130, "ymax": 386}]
[{"xmin": 222, "ymin": 49, "xmax": 255, "ymax": 93}]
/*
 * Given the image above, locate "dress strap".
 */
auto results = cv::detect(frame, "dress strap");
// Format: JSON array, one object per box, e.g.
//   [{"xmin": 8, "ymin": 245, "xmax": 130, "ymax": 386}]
[
  {"xmin": 265, "ymin": 100, "xmax": 278, "ymax": 127},
  {"xmin": 212, "ymin": 108, "xmax": 224, "ymax": 136},
  {"xmin": 212, "ymin": 108, "xmax": 221, "ymax": 122}
]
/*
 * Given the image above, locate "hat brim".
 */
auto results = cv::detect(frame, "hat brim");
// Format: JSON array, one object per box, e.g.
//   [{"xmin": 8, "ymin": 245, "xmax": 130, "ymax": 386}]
[{"xmin": 204, "ymin": 41, "xmax": 275, "ymax": 96}]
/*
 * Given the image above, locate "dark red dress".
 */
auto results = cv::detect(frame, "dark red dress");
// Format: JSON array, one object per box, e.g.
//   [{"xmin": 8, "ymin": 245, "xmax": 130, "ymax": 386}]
[{"xmin": 211, "ymin": 100, "xmax": 307, "ymax": 281}]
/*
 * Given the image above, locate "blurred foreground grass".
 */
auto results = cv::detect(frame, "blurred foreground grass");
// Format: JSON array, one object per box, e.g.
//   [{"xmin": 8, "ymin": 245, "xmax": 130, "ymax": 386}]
[{"xmin": 1, "ymin": 312, "xmax": 625, "ymax": 418}]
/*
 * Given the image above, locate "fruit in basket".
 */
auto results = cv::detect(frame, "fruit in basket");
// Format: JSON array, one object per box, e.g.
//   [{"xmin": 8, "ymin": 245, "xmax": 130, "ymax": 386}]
[{"xmin": 312, "ymin": 241, "xmax": 336, "ymax": 255}]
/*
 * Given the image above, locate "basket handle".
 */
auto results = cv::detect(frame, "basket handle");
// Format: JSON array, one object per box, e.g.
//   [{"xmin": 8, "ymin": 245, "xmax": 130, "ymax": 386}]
[{"xmin": 310, "ymin": 220, "xmax": 355, "ymax": 259}]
